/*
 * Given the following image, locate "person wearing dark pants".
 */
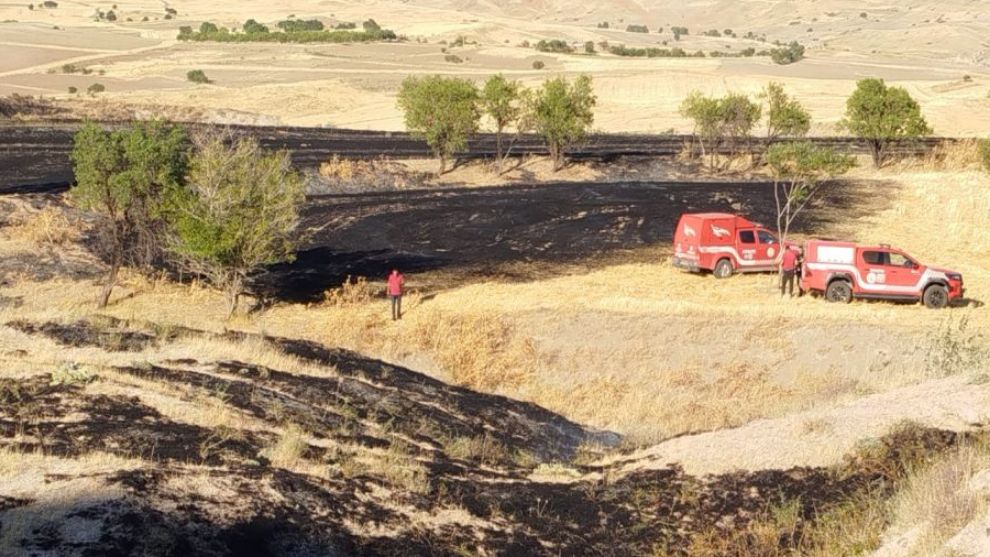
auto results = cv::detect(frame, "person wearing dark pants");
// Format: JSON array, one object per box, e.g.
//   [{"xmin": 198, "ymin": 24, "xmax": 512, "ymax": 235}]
[
  {"xmin": 780, "ymin": 246, "xmax": 798, "ymax": 297},
  {"xmin": 387, "ymin": 268, "xmax": 405, "ymax": 320}
]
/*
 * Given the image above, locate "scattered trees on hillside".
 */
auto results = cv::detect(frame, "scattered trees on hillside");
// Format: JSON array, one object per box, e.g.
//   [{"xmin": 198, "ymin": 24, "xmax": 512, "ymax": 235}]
[
  {"xmin": 277, "ymin": 19, "xmax": 324, "ymax": 32},
  {"xmin": 70, "ymin": 122, "xmax": 190, "ymax": 307},
  {"xmin": 398, "ymin": 76, "xmax": 480, "ymax": 174},
  {"xmin": 759, "ymin": 82, "xmax": 811, "ymax": 141},
  {"xmin": 842, "ymin": 78, "xmax": 932, "ymax": 167},
  {"xmin": 164, "ymin": 137, "xmax": 304, "ymax": 318},
  {"xmin": 679, "ymin": 91, "xmax": 761, "ymax": 170},
  {"xmin": 765, "ymin": 142, "xmax": 855, "ymax": 249},
  {"xmin": 481, "ymin": 74, "xmax": 524, "ymax": 173},
  {"xmin": 626, "ymin": 24, "xmax": 648, "ymax": 33},
  {"xmin": 524, "ymin": 75, "xmax": 596, "ymax": 171},
  {"xmin": 179, "ymin": 19, "xmax": 397, "ymax": 43}
]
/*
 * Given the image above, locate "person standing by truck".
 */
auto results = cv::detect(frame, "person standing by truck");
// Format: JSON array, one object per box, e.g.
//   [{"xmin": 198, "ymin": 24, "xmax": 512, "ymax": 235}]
[
  {"xmin": 387, "ymin": 268, "xmax": 405, "ymax": 320},
  {"xmin": 780, "ymin": 246, "xmax": 799, "ymax": 297}
]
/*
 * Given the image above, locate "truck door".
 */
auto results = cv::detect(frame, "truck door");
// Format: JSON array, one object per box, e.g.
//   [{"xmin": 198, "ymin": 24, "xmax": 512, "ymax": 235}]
[
  {"xmin": 884, "ymin": 251, "xmax": 922, "ymax": 290},
  {"xmin": 756, "ymin": 229, "xmax": 781, "ymax": 267},
  {"xmin": 736, "ymin": 229, "xmax": 758, "ymax": 266},
  {"xmin": 859, "ymin": 250, "xmax": 889, "ymax": 289}
]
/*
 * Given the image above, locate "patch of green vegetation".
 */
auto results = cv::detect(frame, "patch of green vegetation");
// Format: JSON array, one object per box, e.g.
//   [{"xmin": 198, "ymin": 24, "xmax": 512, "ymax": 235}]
[{"xmin": 177, "ymin": 19, "xmax": 397, "ymax": 43}]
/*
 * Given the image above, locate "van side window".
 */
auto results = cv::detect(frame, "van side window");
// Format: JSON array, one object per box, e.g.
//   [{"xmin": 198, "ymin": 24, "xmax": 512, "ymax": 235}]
[
  {"xmin": 888, "ymin": 253, "xmax": 915, "ymax": 268},
  {"xmin": 862, "ymin": 251, "xmax": 888, "ymax": 266},
  {"xmin": 757, "ymin": 230, "xmax": 776, "ymax": 244},
  {"xmin": 738, "ymin": 230, "xmax": 756, "ymax": 244}
]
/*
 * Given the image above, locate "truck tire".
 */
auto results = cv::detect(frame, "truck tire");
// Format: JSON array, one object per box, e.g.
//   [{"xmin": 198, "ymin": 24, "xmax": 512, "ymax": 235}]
[
  {"xmin": 923, "ymin": 284, "xmax": 949, "ymax": 309},
  {"xmin": 825, "ymin": 280, "xmax": 852, "ymax": 304},
  {"xmin": 713, "ymin": 258, "xmax": 734, "ymax": 279}
]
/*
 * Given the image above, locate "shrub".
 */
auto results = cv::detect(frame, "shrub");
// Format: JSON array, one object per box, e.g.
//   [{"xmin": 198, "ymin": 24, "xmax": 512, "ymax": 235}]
[
  {"xmin": 770, "ymin": 41, "xmax": 805, "ymax": 64},
  {"xmin": 199, "ymin": 21, "xmax": 219, "ymax": 34},
  {"xmin": 67, "ymin": 86, "xmax": 77, "ymax": 94},
  {"xmin": 242, "ymin": 19, "xmax": 269, "ymax": 34},
  {"xmin": 608, "ymin": 44, "xmax": 691, "ymax": 58},
  {"xmin": 165, "ymin": 7, "xmax": 176, "ymax": 15},
  {"xmin": 534, "ymin": 39, "xmax": 573, "ymax": 53},
  {"xmin": 42, "ymin": 0, "xmax": 56, "ymax": 7},
  {"xmin": 186, "ymin": 69, "xmax": 210, "ymax": 83},
  {"xmin": 597, "ymin": 21, "xmax": 609, "ymax": 29},
  {"xmin": 584, "ymin": 40, "xmax": 595, "ymax": 54},
  {"xmin": 177, "ymin": 26, "xmax": 397, "ymax": 43},
  {"xmin": 334, "ymin": 21, "xmax": 356, "ymax": 29},
  {"xmin": 702, "ymin": 29, "xmax": 721, "ymax": 37},
  {"xmin": 532, "ymin": 60, "xmax": 545, "ymax": 69},
  {"xmin": 105, "ymin": 9, "xmax": 116, "ymax": 21},
  {"xmin": 671, "ymin": 25, "xmax": 689, "ymax": 39},
  {"xmin": 444, "ymin": 54, "xmax": 463, "ymax": 63},
  {"xmin": 86, "ymin": 83, "xmax": 105, "ymax": 95},
  {"xmin": 362, "ymin": 18, "xmax": 380, "ymax": 32},
  {"xmin": 626, "ymin": 24, "xmax": 648, "ymax": 33},
  {"xmin": 277, "ymin": 18, "xmax": 324, "ymax": 32},
  {"xmin": 979, "ymin": 138, "xmax": 990, "ymax": 171}
]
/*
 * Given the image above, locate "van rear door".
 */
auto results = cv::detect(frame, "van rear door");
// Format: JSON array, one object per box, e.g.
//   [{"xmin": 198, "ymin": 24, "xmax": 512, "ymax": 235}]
[{"xmin": 673, "ymin": 214, "xmax": 703, "ymax": 270}]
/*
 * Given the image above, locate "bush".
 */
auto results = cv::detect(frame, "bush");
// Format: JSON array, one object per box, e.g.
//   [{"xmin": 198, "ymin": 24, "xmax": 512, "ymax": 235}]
[
  {"xmin": 597, "ymin": 21, "xmax": 609, "ymax": 29},
  {"xmin": 67, "ymin": 86, "xmax": 77, "ymax": 94},
  {"xmin": 335, "ymin": 21, "xmax": 356, "ymax": 29},
  {"xmin": 534, "ymin": 39, "xmax": 573, "ymax": 53},
  {"xmin": 277, "ymin": 18, "xmax": 324, "ymax": 32},
  {"xmin": 608, "ymin": 44, "xmax": 691, "ymax": 58},
  {"xmin": 199, "ymin": 21, "xmax": 219, "ymax": 34},
  {"xmin": 671, "ymin": 26, "xmax": 689, "ymax": 39},
  {"xmin": 362, "ymin": 18, "xmax": 380, "ymax": 32},
  {"xmin": 584, "ymin": 41, "xmax": 595, "ymax": 54},
  {"xmin": 702, "ymin": 29, "xmax": 722, "ymax": 37},
  {"xmin": 186, "ymin": 69, "xmax": 210, "ymax": 83},
  {"xmin": 87, "ymin": 83, "xmax": 105, "ymax": 95},
  {"xmin": 770, "ymin": 41, "xmax": 805, "ymax": 64},
  {"xmin": 42, "ymin": 0, "xmax": 56, "ymax": 7},
  {"xmin": 243, "ymin": 19, "xmax": 269, "ymax": 33},
  {"xmin": 105, "ymin": 9, "xmax": 116, "ymax": 21},
  {"xmin": 532, "ymin": 60, "xmax": 545, "ymax": 69},
  {"xmin": 444, "ymin": 54, "xmax": 463, "ymax": 63},
  {"xmin": 626, "ymin": 24, "xmax": 648, "ymax": 33},
  {"xmin": 978, "ymin": 139, "xmax": 990, "ymax": 171}
]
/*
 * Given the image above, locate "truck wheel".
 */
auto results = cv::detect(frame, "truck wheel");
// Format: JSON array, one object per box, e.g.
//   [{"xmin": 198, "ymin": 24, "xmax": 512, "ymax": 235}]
[
  {"xmin": 923, "ymin": 284, "xmax": 949, "ymax": 309},
  {"xmin": 825, "ymin": 280, "xmax": 852, "ymax": 304},
  {"xmin": 713, "ymin": 259, "xmax": 734, "ymax": 279}
]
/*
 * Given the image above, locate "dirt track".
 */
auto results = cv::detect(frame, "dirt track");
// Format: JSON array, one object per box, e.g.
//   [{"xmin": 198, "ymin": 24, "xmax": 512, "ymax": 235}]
[{"xmin": 267, "ymin": 179, "xmax": 871, "ymax": 301}]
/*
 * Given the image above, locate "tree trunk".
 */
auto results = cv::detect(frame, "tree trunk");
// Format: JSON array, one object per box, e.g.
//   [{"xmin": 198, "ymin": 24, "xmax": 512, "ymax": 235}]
[
  {"xmin": 871, "ymin": 139, "xmax": 884, "ymax": 168},
  {"xmin": 438, "ymin": 154, "xmax": 448, "ymax": 175},
  {"xmin": 224, "ymin": 274, "xmax": 243, "ymax": 320},
  {"xmin": 98, "ymin": 258, "xmax": 119, "ymax": 308},
  {"xmin": 495, "ymin": 128, "xmax": 504, "ymax": 173}
]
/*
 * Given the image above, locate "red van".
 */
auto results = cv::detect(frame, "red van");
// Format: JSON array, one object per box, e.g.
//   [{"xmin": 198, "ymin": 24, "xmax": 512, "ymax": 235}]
[{"xmin": 672, "ymin": 213, "xmax": 783, "ymax": 278}]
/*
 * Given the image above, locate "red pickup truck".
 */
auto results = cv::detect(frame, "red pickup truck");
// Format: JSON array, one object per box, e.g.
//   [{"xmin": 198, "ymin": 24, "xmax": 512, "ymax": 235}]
[
  {"xmin": 800, "ymin": 240, "xmax": 964, "ymax": 308},
  {"xmin": 672, "ymin": 213, "xmax": 784, "ymax": 278}
]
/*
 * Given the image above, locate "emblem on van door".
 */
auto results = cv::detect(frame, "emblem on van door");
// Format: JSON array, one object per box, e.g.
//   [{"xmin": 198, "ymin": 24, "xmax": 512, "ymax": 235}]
[
  {"xmin": 767, "ymin": 247, "xmax": 776, "ymax": 258},
  {"xmin": 684, "ymin": 225, "xmax": 697, "ymax": 237},
  {"xmin": 711, "ymin": 225, "xmax": 730, "ymax": 238}
]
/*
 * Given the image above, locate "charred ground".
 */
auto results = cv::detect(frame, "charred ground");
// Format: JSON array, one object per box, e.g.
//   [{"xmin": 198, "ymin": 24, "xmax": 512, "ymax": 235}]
[{"xmin": 0, "ymin": 317, "xmax": 976, "ymax": 556}]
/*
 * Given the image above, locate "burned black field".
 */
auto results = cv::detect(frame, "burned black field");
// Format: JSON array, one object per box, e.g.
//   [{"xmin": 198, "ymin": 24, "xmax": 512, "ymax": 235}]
[
  {"xmin": 0, "ymin": 317, "xmax": 974, "ymax": 556},
  {"xmin": 266, "ymin": 179, "xmax": 873, "ymax": 301}
]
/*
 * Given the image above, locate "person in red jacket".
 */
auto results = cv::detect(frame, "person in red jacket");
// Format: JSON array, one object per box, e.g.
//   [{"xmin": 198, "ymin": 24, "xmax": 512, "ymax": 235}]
[
  {"xmin": 386, "ymin": 268, "xmax": 405, "ymax": 320},
  {"xmin": 780, "ymin": 246, "xmax": 799, "ymax": 297}
]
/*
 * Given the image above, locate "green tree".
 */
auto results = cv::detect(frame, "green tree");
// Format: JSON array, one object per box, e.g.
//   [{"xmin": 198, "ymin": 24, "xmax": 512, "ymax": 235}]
[
  {"xmin": 186, "ymin": 69, "xmax": 210, "ymax": 84},
  {"xmin": 842, "ymin": 78, "xmax": 932, "ymax": 167},
  {"xmin": 480, "ymin": 74, "xmax": 524, "ymax": 173},
  {"xmin": 765, "ymin": 142, "xmax": 855, "ymax": 250},
  {"xmin": 165, "ymin": 137, "xmax": 304, "ymax": 318},
  {"xmin": 199, "ymin": 21, "xmax": 218, "ymax": 34},
  {"xmin": 679, "ymin": 91, "xmax": 760, "ymax": 170},
  {"xmin": 524, "ymin": 75, "xmax": 596, "ymax": 171},
  {"xmin": 397, "ymin": 75, "xmax": 480, "ymax": 174},
  {"xmin": 759, "ymin": 82, "xmax": 811, "ymax": 140},
  {"xmin": 770, "ymin": 41, "xmax": 805, "ymax": 64},
  {"xmin": 70, "ymin": 121, "xmax": 189, "ymax": 307}
]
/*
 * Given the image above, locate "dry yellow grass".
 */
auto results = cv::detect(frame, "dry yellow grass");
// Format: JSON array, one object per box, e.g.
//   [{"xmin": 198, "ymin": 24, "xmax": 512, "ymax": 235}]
[{"xmin": 0, "ymin": 168, "xmax": 986, "ymax": 446}]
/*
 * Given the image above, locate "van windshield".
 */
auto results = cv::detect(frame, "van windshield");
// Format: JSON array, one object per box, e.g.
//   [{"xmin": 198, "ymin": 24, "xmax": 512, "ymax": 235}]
[{"xmin": 757, "ymin": 230, "xmax": 776, "ymax": 244}]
